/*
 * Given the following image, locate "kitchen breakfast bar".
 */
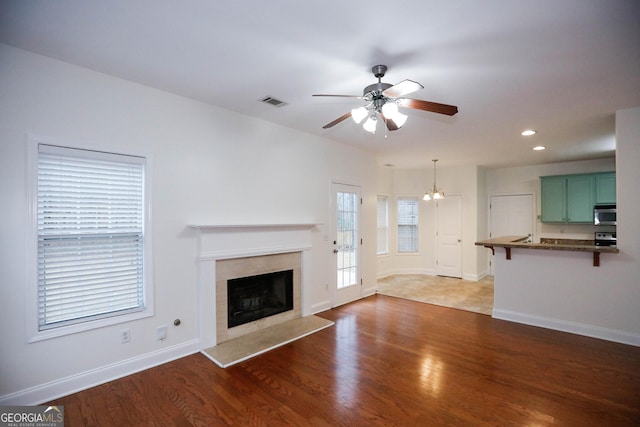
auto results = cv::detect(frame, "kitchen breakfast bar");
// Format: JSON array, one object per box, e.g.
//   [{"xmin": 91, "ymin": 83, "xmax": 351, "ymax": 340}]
[
  {"xmin": 474, "ymin": 235, "xmax": 629, "ymax": 344},
  {"xmin": 475, "ymin": 235, "xmax": 619, "ymax": 267}
]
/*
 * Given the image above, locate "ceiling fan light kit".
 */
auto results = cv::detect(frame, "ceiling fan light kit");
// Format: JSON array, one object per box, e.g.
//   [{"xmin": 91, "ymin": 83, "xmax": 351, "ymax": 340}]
[
  {"xmin": 390, "ymin": 111, "xmax": 408, "ymax": 128},
  {"xmin": 314, "ymin": 64, "xmax": 458, "ymax": 133},
  {"xmin": 351, "ymin": 106, "xmax": 368, "ymax": 124},
  {"xmin": 362, "ymin": 115, "xmax": 378, "ymax": 133}
]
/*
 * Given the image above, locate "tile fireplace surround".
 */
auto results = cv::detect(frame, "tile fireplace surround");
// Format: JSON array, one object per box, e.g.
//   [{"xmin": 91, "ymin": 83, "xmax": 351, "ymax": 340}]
[
  {"xmin": 190, "ymin": 223, "xmax": 317, "ymax": 349},
  {"xmin": 216, "ymin": 252, "xmax": 301, "ymax": 343}
]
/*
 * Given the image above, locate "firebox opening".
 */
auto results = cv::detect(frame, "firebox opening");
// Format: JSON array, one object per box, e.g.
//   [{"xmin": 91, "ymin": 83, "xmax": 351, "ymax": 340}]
[{"xmin": 227, "ymin": 269, "xmax": 294, "ymax": 328}]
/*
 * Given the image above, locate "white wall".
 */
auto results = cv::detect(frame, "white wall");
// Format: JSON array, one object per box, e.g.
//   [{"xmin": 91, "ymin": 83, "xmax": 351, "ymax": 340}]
[
  {"xmin": 491, "ymin": 108, "xmax": 640, "ymax": 346},
  {"xmin": 0, "ymin": 44, "xmax": 376, "ymax": 403}
]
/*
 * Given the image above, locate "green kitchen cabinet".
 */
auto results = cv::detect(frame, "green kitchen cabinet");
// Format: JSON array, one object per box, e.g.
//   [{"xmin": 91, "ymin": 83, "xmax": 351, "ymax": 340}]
[
  {"xmin": 595, "ymin": 172, "xmax": 616, "ymax": 204},
  {"xmin": 541, "ymin": 176, "xmax": 567, "ymax": 222},
  {"xmin": 566, "ymin": 175, "xmax": 595, "ymax": 222},
  {"xmin": 540, "ymin": 172, "xmax": 614, "ymax": 223}
]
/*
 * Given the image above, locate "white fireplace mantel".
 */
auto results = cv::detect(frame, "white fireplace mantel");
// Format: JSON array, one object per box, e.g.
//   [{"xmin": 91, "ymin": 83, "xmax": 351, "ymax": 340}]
[{"xmin": 191, "ymin": 222, "xmax": 320, "ymax": 349}]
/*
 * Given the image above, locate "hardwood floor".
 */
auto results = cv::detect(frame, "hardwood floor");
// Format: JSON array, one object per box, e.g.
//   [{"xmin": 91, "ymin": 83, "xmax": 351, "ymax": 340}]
[{"xmin": 48, "ymin": 295, "xmax": 640, "ymax": 426}]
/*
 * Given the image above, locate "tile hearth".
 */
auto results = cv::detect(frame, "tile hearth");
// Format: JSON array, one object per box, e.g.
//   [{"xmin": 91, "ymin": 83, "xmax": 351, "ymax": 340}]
[{"xmin": 202, "ymin": 315, "xmax": 334, "ymax": 368}]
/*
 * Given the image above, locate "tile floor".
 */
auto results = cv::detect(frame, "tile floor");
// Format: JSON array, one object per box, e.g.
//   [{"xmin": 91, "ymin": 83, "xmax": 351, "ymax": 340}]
[{"xmin": 376, "ymin": 274, "xmax": 494, "ymax": 315}]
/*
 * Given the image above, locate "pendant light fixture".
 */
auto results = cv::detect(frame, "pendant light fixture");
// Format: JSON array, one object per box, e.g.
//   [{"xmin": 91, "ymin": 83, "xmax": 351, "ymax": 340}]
[{"xmin": 423, "ymin": 159, "xmax": 444, "ymax": 201}]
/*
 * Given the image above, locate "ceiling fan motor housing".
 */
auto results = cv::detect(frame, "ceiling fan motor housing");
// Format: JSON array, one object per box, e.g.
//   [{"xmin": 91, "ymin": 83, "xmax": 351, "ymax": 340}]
[{"xmin": 363, "ymin": 82, "xmax": 393, "ymax": 97}]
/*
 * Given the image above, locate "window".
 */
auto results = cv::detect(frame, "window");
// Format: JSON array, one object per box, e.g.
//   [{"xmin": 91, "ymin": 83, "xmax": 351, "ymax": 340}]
[
  {"xmin": 31, "ymin": 141, "xmax": 152, "ymax": 338},
  {"xmin": 397, "ymin": 198, "xmax": 419, "ymax": 252},
  {"xmin": 376, "ymin": 196, "xmax": 388, "ymax": 255}
]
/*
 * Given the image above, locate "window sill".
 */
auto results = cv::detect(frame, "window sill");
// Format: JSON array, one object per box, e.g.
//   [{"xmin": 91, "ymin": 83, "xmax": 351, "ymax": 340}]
[{"xmin": 29, "ymin": 309, "xmax": 153, "ymax": 343}]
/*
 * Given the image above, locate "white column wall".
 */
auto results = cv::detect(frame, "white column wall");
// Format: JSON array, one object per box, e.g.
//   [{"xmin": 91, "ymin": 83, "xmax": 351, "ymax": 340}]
[{"xmin": 491, "ymin": 107, "xmax": 640, "ymax": 345}]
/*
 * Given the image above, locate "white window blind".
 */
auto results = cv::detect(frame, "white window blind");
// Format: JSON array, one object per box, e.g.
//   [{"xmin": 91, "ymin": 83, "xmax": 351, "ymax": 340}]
[
  {"xmin": 37, "ymin": 144, "xmax": 146, "ymax": 330},
  {"xmin": 377, "ymin": 196, "xmax": 388, "ymax": 255},
  {"xmin": 397, "ymin": 198, "xmax": 419, "ymax": 252}
]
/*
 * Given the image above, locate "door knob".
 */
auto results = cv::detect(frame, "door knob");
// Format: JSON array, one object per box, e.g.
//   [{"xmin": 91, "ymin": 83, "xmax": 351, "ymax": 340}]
[{"xmin": 333, "ymin": 249, "xmax": 339, "ymax": 253}]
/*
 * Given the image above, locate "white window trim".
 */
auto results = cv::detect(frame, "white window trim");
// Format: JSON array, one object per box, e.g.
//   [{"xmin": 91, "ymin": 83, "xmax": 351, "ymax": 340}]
[
  {"xmin": 26, "ymin": 135, "xmax": 154, "ymax": 342},
  {"xmin": 376, "ymin": 195, "xmax": 389, "ymax": 255}
]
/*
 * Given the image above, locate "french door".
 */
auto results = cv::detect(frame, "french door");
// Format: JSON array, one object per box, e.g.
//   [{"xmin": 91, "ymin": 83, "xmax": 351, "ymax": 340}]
[{"xmin": 330, "ymin": 183, "xmax": 362, "ymax": 307}]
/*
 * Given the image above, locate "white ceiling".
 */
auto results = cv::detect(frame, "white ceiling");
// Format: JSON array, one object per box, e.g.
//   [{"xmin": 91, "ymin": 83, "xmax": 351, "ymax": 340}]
[{"xmin": 1, "ymin": 0, "xmax": 639, "ymax": 169}]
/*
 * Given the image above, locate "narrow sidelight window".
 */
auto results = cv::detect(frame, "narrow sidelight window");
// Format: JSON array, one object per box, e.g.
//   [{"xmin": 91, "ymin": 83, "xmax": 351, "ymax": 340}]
[{"xmin": 377, "ymin": 196, "xmax": 389, "ymax": 255}]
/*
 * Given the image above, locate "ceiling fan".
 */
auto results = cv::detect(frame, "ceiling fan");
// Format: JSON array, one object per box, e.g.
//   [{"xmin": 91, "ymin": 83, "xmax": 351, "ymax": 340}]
[{"xmin": 313, "ymin": 65, "xmax": 458, "ymax": 133}]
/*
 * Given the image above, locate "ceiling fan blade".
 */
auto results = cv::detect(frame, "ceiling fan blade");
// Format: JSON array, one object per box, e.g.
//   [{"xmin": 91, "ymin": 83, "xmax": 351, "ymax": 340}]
[
  {"xmin": 398, "ymin": 98, "xmax": 459, "ymax": 116},
  {"xmin": 313, "ymin": 94, "xmax": 364, "ymax": 99},
  {"xmin": 381, "ymin": 114, "xmax": 399, "ymax": 131},
  {"xmin": 382, "ymin": 79, "xmax": 424, "ymax": 98},
  {"xmin": 385, "ymin": 119, "xmax": 399, "ymax": 131},
  {"xmin": 322, "ymin": 112, "xmax": 352, "ymax": 129}
]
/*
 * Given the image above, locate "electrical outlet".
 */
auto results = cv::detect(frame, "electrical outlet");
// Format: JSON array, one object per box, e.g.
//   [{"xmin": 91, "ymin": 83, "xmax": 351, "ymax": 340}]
[
  {"xmin": 157, "ymin": 325, "xmax": 167, "ymax": 341},
  {"xmin": 120, "ymin": 328, "xmax": 130, "ymax": 343}
]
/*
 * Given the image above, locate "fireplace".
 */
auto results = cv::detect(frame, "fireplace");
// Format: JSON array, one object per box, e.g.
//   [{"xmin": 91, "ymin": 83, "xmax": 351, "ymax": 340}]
[
  {"xmin": 227, "ymin": 269, "xmax": 294, "ymax": 328},
  {"xmin": 191, "ymin": 222, "xmax": 318, "ymax": 349},
  {"xmin": 215, "ymin": 251, "xmax": 302, "ymax": 343}
]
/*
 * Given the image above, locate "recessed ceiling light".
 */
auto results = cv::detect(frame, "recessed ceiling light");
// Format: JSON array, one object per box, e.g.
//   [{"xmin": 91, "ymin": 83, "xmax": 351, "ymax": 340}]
[
  {"xmin": 521, "ymin": 129, "xmax": 537, "ymax": 136},
  {"xmin": 533, "ymin": 146, "xmax": 546, "ymax": 151}
]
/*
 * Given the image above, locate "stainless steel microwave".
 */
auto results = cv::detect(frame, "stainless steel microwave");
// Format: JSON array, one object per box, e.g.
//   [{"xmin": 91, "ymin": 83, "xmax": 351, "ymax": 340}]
[{"xmin": 594, "ymin": 204, "xmax": 616, "ymax": 226}]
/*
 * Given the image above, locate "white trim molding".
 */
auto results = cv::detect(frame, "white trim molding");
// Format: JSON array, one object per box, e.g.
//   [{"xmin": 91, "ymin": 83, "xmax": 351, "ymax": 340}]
[
  {"xmin": 493, "ymin": 309, "xmax": 640, "ymax": 347},
  {"xmin": 0, "ymin": 340, "xmax": 199, "ymax": 406}
]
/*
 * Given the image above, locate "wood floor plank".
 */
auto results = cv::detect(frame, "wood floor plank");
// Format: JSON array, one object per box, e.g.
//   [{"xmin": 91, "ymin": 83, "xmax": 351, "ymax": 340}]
[{"xmin": 47, "ymin": 295, "xmax": 640, "ymax": 426}]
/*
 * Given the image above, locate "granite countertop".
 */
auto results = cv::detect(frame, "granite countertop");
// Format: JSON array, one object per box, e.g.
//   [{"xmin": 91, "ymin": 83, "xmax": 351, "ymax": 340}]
[{"xmin": 475, "ymin": 236, "xmax": 619, "ymax": 254}]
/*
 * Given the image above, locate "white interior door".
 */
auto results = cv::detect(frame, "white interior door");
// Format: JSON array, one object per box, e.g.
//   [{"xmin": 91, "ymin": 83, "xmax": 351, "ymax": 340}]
[
  {"xmin": 330, "ymin": 183, "xmax": 362, "ymax": 307},
  {"xmin": 436, "ymin": 195, "xmax": 462, "ymax": 278},
  {"xmin": 489, "ymin": 194, "xmax": 534, "ymax": 274}
]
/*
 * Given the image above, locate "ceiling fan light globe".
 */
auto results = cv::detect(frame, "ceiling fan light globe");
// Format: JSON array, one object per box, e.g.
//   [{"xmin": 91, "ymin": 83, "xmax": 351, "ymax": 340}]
[
  {"xmin": 381, "ymin": 101, "xmax": 399, "ymax": 117},
  {"xmin": 423, "ymin": 193, "xmax": 431, "ymax": 201},
  {"xmin": 391, "ymin": 112, "xmax": 408, "ymax": 128},
  {"xmin": 433, "ymin": 192, "xmax": 444, "ymax": 200},
  {"xmin": 351, "ymin": 107, "xmax": 368, "ymax": 124},
  {"xmin": 363, "ymin": 116, "xmax": 377, "ymax": 133}
]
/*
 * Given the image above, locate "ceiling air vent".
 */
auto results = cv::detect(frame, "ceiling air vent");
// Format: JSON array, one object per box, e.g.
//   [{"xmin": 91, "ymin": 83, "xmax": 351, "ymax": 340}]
[{"xmin": 260, "ymin": 96, "xmax": 287, "ymax": 107}]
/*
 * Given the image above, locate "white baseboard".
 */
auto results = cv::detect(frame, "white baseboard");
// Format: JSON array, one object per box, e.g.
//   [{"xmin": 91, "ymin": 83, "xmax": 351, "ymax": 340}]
[
  {"xmin": 377, "ymin": 268, "xmax": 435, "ymax": 280},
  {"xmin": 463, "ymin": 270, "xmax": 490, "ymax": 281},
  {"xmin": 0, "ymin": 339, "xmax": 200, "ymax": 406},
  {"xmin": 309, "ymin": 299, "xmax": 331, "ymax": 315},
  {"xmin": 362, "ymin": 286, "xmax": 376, "ymax": 297},
  {"xmin": 378, "ymin": 269, "xmax": 489, "ymax": 282},
  {"xmin": 493, "ymin": 309, "xmax": 640, "ymax": 347}
]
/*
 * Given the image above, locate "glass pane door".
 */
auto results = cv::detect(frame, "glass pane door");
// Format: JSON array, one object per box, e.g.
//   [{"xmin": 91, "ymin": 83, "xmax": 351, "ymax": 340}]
[
  {"xmin": 337, "ymin": 190, "xmax": 358, "ymax": 289},
  {"xmin": 331, "ymin": 183, "xmax": 362, "ymax": 307}
]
